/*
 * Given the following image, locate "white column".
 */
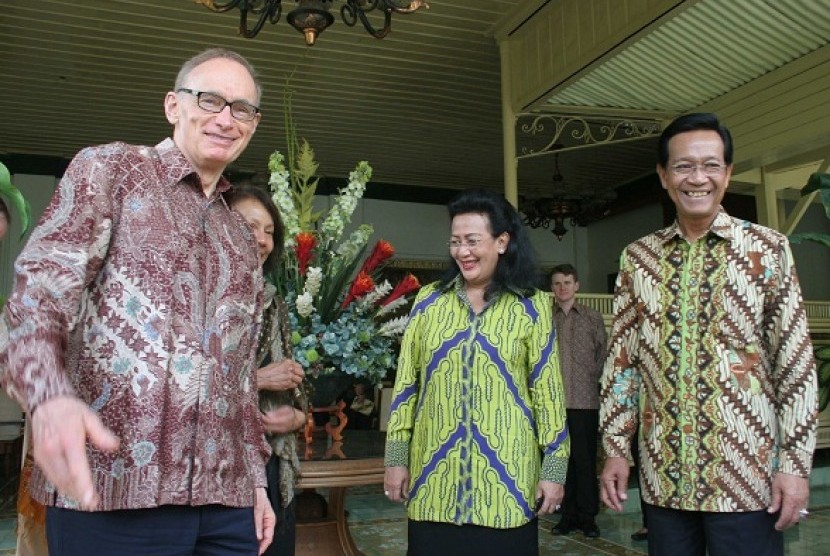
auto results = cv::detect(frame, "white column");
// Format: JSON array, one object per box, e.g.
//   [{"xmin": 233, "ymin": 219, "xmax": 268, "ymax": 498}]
[{"xmin": 499, "ymin": 41, "xmax": 518, "ymax": 208}]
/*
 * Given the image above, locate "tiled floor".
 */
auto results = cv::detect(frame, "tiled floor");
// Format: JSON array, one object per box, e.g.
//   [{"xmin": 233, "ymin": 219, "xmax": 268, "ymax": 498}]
[
  {"xmin": 348, "ymin": 480, "xmax": 830, "ymax": 556},
  {"xmin": 0, "ymin": 468, "xmax": 827, "ymax": 555}
]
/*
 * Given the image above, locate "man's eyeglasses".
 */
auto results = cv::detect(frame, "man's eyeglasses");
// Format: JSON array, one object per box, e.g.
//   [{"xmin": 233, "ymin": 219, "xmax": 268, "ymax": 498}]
[
  {"xmin": 670, "ymin": 162, "xmax": 727, "ymax": 177},
  {"xmin": 447, "ymin": 238, "xmax": 484, "ymax": 249},
  {"xmin": 176, "ymin": 88, "xmax": 260, "ymax": 122}
]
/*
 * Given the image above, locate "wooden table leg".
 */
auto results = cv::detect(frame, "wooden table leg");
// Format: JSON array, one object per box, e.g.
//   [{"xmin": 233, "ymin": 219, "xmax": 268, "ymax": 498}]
[{"xmin": 295, "ymin": 487, "xmax": 364, "ymax": 556}]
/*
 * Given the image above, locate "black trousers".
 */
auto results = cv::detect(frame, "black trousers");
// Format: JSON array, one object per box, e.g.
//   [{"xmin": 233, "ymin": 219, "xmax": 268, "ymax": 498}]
[
  {"xmin": 561, "ymin": 408, "xmax": 599, "ymax": 524},
  {"xmin": 645, "ymin": 504, "xmax": 783, "ymax": 556},
  {"xmin": 47, "ymin": 504, "xmax": 257, "ymax": 556},
  {"xmin": 263, "ymin": 453, "xmax": 297, "ymax": 556},
  {"xmin": 408, "ymin": 519, "xmax": 538, "ymax": 556},
  {"xmin": 631, "ymin": 428, "xmax": 648, "ymax": 529}
]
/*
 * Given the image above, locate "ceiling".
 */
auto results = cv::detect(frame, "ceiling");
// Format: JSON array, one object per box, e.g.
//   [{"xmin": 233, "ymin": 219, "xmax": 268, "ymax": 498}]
[
  {"xmin": 1, "ymin": 0, "xmax": 515, "ymax": 197},
  {"xmin": 2, "ymin": 0, "xmax": 829, "ymax": 205}
]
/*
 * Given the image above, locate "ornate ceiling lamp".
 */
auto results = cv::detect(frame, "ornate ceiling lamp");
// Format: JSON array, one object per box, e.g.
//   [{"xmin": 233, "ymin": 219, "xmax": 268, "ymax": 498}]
[
  {"xmin": 198, "ymin": 0, "xmax": 429, "ymax": 46},
  {"xmin": 519, "ymin": 152, "xmax": 615, "ymax": 241}
]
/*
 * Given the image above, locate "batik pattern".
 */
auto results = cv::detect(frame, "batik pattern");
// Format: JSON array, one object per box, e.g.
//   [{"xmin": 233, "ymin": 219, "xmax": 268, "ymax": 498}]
[
  {"xmin": 385, "ymin": 279, "xmax": 569, "ymax": 528},
  {"xmin": 600, "ymin": 209, "xmax": 817, "ymax": 512},
  {"xmin": 0, "ymin": 139, "xmax": 270, "ymax": 511}
]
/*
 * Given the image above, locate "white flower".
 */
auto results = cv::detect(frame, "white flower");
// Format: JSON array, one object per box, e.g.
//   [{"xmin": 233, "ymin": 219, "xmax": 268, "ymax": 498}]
[
  {"xmin": 268, "ymin": 151, "xmax": 300, "ymax": 245},
  {"xmin": 378, "ymin": 315, "xmax": 409, "ymax": 337},
  {"xmin": 319, "ymin": 161, "xmax": 372, "ymax": 245},
  {"xmin": 305, "ymin": 267, "xmax": 323, "ymax": 296},
  {"xmin": 296, "ymin": 291, "xmax": 315, "ymax": 318},
  {"xmin": 361, "ymin": 280, "xmax": 392, "ymax": 307},
  {"xmin": 377, "ymin": 297, "xmax": 408, "ymax": 317},
  {"xmin": 332, "ymin": 224, "xmax": 374, "ymax": 274}
]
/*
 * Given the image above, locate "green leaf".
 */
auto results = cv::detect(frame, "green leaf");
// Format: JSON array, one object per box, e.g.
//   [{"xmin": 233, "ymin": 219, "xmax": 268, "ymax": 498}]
[
  {"xmin": 820, "ymin": 384, "xmax": 830, "ymax": 413},
  {"xmin": 817, "ymin": 345, "xmax": 830, "ymax": 360},
  {"xmin": 821, "ymin": 190, "xmax": 830, "ymax": 220},
  {"xmin": 801, "ymin": 172, "xmax": 830, "ymax": 195},
  {"xmin": 801, "ymin": 173, "xmax": 830, "ymax": 220},
  {"xmin": 819, "ymin": 361, "xmax": 830, "ymax": 387},
  {"xmin": 0, "ymin": 162, "xmax": 33, "ymax": 240},
  {"xmin": 788, "ymin": 232, "xmax": 830, "ymax": 247}
]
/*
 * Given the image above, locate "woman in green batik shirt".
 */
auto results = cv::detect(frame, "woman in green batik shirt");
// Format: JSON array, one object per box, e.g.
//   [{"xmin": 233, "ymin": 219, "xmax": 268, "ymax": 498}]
[{"xmin": 384, "ymin": 189, "xmax": 570, "ymax": 556}]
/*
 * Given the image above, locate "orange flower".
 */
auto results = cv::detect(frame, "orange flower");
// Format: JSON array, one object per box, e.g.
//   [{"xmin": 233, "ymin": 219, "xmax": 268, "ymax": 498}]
[
  {"xmin": 341, "ymin": 271, "xmax": 375, "ymax": 309},
  {"xmin": 381, "ymin": 273, "xmax": 421, "ymax": 306},
  {"xmin": 360, "ymin": 240, "xmax": 395, "ymax": 275},
  {"xmin": 296, "ymin": 232, "xmax": 317, "ymax": 275}
]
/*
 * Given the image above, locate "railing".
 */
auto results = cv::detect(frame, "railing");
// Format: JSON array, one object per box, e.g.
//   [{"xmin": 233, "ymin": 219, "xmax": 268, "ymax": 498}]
[{"xmin": 573, "ymin": 294, "xmax": 830, "ymax": 334}]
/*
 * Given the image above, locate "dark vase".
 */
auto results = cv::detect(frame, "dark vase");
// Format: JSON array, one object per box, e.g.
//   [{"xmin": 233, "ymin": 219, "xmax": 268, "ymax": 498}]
[{"xmin": 307, "ymin": 373, "xmax": 352, "ymax": 408}]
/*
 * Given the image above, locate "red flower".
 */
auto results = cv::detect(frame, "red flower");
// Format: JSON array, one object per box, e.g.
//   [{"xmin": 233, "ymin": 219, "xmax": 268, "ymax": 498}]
[
  {"xmin": 342, "ymin": 271, "xmax": 375, "ymax": 309},
  {"xmin": 359, "ymin": 240, "xmax": 395, "ymax": 275},
  {"xmin": 381, "ymin": 273, "xmax": 421, "ymax": 306},
  {"xmin": 296, "ymin": 232, "xmax": 317, "ymax": 275}
]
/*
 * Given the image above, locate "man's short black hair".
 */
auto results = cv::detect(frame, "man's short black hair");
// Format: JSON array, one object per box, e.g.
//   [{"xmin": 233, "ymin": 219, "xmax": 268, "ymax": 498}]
[{"xmin": 658, "ymin": 113, "xmax": 733, "ymax": 168}]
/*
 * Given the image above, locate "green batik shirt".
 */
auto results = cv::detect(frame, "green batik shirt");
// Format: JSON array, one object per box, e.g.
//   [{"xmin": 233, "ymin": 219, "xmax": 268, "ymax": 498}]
[
  {"xmin": 385, "ymin": 278, "xmax": 569, "ymax": 528},
  {"xmin": 600, "ymin": 209, "xmax": 817, "ymax": 512}
]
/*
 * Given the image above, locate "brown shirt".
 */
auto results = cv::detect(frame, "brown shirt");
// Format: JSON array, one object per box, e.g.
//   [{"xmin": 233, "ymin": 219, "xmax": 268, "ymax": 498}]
[
  {"xmin": 553, "ymin": 301, "xmax": 607, "ymax": 409},
  {"xmin": 0, "ymin": 139, "xmax": 270, "ymax": 511},
  {"xmin": 599, "ymin": 210, "xmax": 817, "ymax": 511}
]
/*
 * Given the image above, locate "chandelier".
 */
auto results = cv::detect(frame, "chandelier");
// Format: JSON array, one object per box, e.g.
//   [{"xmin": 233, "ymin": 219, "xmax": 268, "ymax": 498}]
[
  {"xmin": 519, "ymin": 152, "xmax": 615, "ymax": 241},
  {"xmin": 198, "ymin": 0, "xmax": 429, "ymax": 46}
]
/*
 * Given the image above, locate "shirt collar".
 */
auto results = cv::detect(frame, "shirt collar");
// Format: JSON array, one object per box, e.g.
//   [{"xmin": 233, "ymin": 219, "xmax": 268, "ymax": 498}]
[
  {"xmin": 656, "ymin": 206, "xmax": 733, "ymax": 245},
  {"xmin": 440, "ymin": 274, "xmax": 526, "ymax": 299},
  {"xmin": 555, "ymin": 301, "xmax": 583, "ymax": 315},
  {"xmin": 153, "ymin": 138, "xmax": 232, "ymax": 196}
]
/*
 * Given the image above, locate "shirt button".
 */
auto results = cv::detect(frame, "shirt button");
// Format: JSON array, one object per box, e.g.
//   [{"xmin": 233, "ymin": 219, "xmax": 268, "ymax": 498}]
[
  {"xmin": 689, "ymin": 278, "xmax": 698, "ymax": 286},
  {"xmin": 686, "ymin": 310, "xmax": 695, "ymax": 320}
]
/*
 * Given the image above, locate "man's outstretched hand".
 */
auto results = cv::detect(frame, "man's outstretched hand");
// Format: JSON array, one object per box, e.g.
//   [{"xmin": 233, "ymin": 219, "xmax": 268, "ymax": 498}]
[{"xmin": 32, "ymin": 396, "xmax": 119, "ymax": 510}]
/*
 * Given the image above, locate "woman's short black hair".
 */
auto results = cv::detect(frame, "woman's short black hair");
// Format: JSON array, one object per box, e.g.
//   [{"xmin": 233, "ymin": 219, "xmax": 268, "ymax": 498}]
[
  {"xmin": 225, "ymin": 185, "xmax": 285, "ymax": 273},
  {"xmin": 439, "ymin": 188, "xmax": 540, "ymax": 300}
]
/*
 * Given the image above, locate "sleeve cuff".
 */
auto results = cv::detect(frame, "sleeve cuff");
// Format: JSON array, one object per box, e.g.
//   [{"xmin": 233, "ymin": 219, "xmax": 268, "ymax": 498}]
[
  {"xmin": 602, "ymin": 435, "xmax": 631, "ymax": 460},
  {"xmin": 384, "ymin": 439, "xmax": 409, "ymax": 468},
  {"xmin": 541, "ymin": 454, "xmax": 568, "ymax": 483},
  {"xmin": 777, "ymin": 447, "xmax": 814, "ymax": 478}
]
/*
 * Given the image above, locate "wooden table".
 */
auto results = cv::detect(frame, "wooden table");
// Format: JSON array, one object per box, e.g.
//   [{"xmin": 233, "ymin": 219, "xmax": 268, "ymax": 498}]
[{"xmin": 295, "ymin": 430, "xmax": 386, "ymax": 556}]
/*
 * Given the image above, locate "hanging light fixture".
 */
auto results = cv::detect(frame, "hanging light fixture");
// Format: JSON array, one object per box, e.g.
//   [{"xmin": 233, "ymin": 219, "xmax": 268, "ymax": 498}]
[
  {"xmin": 519, "ymin": 151, "xmax": 615, "ymax": 241},
  {"xmin": 198, "ymin": 0, "xmax": 429, "ymax": 46}
]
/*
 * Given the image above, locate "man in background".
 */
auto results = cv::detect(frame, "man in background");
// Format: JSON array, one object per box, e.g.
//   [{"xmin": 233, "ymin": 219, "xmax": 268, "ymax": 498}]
[
  {"xmin": 549, "ymin": 264, "xmax": 607, "ymax": 539},
  {"xmin": 0, "ymin": 48, "xmax": 275, "ymax": 555},
  {"xmin": 599, "ymin": 112, "xmax": 817, "ymax": 556}
]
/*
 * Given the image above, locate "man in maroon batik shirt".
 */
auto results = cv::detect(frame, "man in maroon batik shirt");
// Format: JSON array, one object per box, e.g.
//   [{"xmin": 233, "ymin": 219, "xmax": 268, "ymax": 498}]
[{"xmin": 0, "ymin": 48, "xmax": 275, "ymax": 556}]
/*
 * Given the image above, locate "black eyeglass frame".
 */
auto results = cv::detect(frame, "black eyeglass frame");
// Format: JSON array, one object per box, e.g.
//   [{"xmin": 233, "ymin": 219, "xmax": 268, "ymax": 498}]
[{"xmin": 176, "ymin": 88, "xmax": 261, "ymax": 122}]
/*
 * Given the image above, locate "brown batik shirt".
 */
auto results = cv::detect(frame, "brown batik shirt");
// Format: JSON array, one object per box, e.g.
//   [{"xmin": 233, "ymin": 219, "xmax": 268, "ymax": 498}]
[
  {"xmin": 553, "ymin": 302, "xmax": 607, "ymax": 409},
  {"xmin": 600, "ymin": 208, "xmax": 817, "ymax": 512}
]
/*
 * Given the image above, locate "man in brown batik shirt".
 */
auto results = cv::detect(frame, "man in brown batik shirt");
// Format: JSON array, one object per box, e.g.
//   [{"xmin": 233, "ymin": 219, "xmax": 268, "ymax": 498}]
[{"xmin": 549, "ymin": 264, "xmax": 607, "ymax": 539}]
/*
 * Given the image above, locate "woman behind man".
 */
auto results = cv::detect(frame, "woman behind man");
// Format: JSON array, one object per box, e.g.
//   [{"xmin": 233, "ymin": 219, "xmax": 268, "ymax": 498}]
[
  {"xmin": 384, "ymin": 189, "xmax": 569, "ymax": 556},
  {"xmin": 226, "ymin": 186, "xmax": 308, "ymax": 556}
]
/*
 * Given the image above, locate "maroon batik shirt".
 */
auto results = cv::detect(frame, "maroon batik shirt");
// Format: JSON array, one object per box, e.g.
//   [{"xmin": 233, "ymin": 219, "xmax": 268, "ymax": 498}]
[{"xmin": 0, "ymin": 139, "xmax": 270, "ymax": 510}]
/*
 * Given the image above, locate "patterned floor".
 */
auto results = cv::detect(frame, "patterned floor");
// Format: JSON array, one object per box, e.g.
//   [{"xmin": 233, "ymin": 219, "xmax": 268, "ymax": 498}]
[
  {"xmin": 0, "ymin": 468, "xmax": 827, "ymax": 555},
  {"xmin": 348, "ymin": 480, "xmax": 830, "ymax": 556}
]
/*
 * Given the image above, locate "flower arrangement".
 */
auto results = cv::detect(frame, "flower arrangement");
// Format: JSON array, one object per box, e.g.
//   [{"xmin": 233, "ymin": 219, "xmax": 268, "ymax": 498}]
[{"xmin": 267, "ymin": 99, "xmax": 420, "ymax": 388}]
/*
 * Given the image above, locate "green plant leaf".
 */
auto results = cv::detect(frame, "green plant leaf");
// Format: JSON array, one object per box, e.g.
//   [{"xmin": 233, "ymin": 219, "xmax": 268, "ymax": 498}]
[
  {"xmin": 821, "ymin": 190, "xmax": 830, "ymax": 220},
  {"xmin": 801, "ymin": 173, "xmax": 830, "ymax": 220},
  {"xmin": 0, "ymin": 162, "xmax": 32, "ymax": 240},
  {"xmin": 817, "ymin": 345, "xmax": 830, "ymax": 360},
  {"xmin": 801, "ymin": 172, "xmax": 830, "ymax": 195},
  {"xmin": 788, "ymin": 232, "xmax": 830, "ymax": 247},
  {"xmin": 820, "ymin": 383, "xmax": 830, "ymax": 413},
  {"xmin": 819, "ymin": 361, "xmax": 830, "ymax": 387}
]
